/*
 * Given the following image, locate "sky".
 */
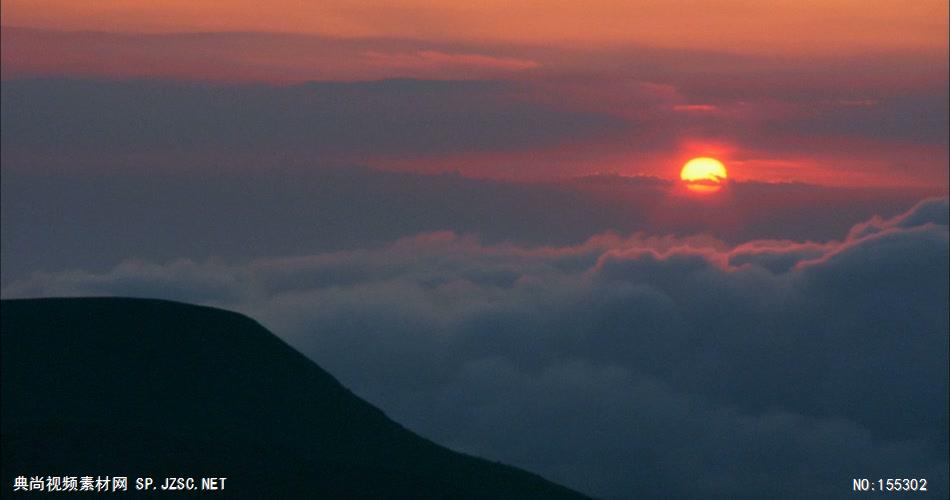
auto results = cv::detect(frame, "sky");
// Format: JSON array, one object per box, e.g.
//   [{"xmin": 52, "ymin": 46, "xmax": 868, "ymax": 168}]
[
  {"xmin": 2, "ymin": 0, "xmax": 949, "ymax": 185},
  {"xmin": 1, "ymin": 2, "xmax": 948, "ymax": 499}
]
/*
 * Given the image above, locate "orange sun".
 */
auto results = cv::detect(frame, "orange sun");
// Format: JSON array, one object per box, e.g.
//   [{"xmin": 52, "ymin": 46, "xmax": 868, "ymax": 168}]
[{"xmin": 680, "ymin": 157, "xmax": 727, "ymax": 192}]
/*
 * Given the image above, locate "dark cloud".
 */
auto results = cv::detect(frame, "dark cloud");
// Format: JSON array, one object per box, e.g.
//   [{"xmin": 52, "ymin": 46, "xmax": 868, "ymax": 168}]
[
  {"xmin": 3, "ymin": 56, "xmax": 947, "ymax": 184},
  {"xmin": 794, "ymin": 93, "xmax": 948, "ymax": 147},
  {"xmin": 0, "ymin": 27, "xmax": 547, "ymax": 82},
  {"xmin": 0, "ymin": 77, "xmax": 627, "ymax": 161},
  {"xmin": 3, "ymin": 29, "xmax": 947, "ymax": 185},
  {"xmin": 5, "ymin": 197, "xmax": 947, "ymax": 500}
]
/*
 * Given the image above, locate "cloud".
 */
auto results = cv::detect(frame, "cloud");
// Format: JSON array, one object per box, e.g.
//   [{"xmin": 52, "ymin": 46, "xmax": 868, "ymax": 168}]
[
  {"xmin": 362, "ymin": 50, "xmax": 540, "ymax": 72},
  {"xmin": 0, "ymin": 77, "xmax": 627, "ymax": 162},
  {"xmin": 0, "ymin": 28, "xmax": 543, "ymax": 82},
  {"xmin": 3, "ymin": 198, "xmax": 948, "ymax": 499},
  {"xmin": 848, "ymin": 196, "xmax": 950, "ymax": 239},
  {"xmin": 2, "ymin": 164, "xmax": 935, "ymax": 288},
  {"xmin": 3, "ymin": 37, "xmax": 947, "ymax": 184}
]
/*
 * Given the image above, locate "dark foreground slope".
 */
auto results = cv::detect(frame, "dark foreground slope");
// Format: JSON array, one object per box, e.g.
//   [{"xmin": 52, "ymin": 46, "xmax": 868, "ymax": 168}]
[{"xmin": 1, "ymin": 298, "xmax": 588, "ymax": 499}]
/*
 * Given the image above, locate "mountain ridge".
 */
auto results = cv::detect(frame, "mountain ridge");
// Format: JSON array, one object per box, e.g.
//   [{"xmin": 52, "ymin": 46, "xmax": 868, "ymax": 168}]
[{"xmin": 1, "ymin": 297, "xmax": 590, "ymax": 499}]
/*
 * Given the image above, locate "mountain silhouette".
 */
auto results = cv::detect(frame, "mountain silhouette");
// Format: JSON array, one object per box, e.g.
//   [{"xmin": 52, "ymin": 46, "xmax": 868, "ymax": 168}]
[{"xmin": 1, "ymin": 298, "xmax": 589, "ymax": 499}]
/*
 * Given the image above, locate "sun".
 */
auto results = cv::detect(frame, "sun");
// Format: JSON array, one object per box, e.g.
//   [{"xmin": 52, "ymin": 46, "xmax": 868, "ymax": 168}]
[{"xmin": 680, "ymin": 157, "xmax": 727, "ymax": 192}]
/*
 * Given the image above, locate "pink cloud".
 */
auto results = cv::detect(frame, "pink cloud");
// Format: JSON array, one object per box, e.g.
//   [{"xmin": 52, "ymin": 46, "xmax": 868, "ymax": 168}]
[{"xmin": 362, "ymin": 50, "xmax": 540, "ymax": 72}]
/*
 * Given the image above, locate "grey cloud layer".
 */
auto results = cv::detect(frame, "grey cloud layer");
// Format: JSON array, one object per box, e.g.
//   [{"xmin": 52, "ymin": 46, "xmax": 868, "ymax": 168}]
[
  {"xmin": 0, "ymin": 78, "xmax": 627, "ymax": 159},
  {"xmin": 4, "ymin": 197, "xmax": 948, "ymax": 499},
  {"xmin": 3, "ymin": 71, "xmax": 946, "ymax": 184}
]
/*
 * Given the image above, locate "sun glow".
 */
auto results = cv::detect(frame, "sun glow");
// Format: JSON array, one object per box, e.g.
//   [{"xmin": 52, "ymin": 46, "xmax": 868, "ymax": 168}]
[{"xmin": 680, "ymin": 157, "xmax": 727, "ymax": 192}]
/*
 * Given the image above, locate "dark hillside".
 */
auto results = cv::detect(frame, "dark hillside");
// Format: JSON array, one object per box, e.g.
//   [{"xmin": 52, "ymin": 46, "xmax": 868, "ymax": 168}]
[{"xmin": 1, "ymin": 298, "xmax": 589, "ymax": 499}]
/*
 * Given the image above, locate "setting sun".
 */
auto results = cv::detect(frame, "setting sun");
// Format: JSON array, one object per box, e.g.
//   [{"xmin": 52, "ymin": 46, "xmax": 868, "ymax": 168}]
[{"xmin": 680, "ymin": 157, "xmax": 727, "ymax": 192}]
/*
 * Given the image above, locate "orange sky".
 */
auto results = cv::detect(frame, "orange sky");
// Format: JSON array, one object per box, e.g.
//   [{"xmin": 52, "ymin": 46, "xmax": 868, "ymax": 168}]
[
  {"xmin": 1, "ymin": 1, "xmax": 947, "ymax": 188},
  {"xmin": 3, "ymin": 0, "xmax": 947, "ymax": 56}
]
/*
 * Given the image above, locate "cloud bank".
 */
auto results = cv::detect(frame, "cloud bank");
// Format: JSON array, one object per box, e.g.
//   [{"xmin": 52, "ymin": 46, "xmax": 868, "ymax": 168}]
[
  {"xmin": 1, "ymin": 165, "xmax": 934, "ymax": 287},
  {"xmin": 3, "ymin": 71, "xmax": 946, "ymax": 184},
  {"xmin": 0, "ymin": 78, "xmax": 626, "ymax": 162},
  {"xmin": 4, "ymin": 197, "xmax": 948, "ymax": 499}
]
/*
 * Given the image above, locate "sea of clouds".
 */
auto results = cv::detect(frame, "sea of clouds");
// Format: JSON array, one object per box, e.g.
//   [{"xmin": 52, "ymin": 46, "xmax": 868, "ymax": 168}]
[{"xmin": 4, "ymin": 197, "xmax": 948, "ymax": 499}]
